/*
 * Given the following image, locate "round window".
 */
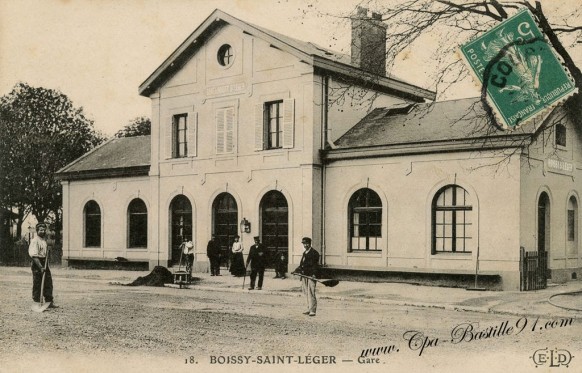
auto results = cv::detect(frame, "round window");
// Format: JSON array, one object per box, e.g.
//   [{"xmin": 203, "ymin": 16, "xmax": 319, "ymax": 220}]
[{"xmin": 217, "ymin": 44, "xmax": 234, "ymax": 67}]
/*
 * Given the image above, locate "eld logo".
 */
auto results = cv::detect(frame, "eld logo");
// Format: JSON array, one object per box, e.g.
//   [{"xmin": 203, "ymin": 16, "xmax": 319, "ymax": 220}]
[{"xmin": 531, "ymin": 348, "xmax": 574, "ymax": 368}]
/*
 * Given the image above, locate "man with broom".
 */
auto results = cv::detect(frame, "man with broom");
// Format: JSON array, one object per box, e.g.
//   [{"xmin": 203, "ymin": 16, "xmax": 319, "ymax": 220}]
[
  {"xmin": 29, "ymin": 223, "xmax": 57, "ymax": 309},
  {"xmin": 294, "ymin": 237, "xmax": 320, "ymax": 317}
]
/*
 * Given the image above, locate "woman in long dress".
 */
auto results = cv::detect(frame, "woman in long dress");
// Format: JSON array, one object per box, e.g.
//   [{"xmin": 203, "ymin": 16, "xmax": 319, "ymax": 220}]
[{"xmin": 230, "ymin": 235, "xmax": 246, "ymax": 276}]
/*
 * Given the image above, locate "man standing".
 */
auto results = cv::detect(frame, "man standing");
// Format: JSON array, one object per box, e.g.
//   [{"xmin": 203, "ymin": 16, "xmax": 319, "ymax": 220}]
[
  {"xmin": 183, "ymin": 240, "xmax": 194, "ymax": 274},
  {"xmin": 28, "ymin": 223, "xmax": 56, "ymax": 308},
  {"xmin": 207, "ymin": 235, "xmax": 221, "ymax": 276},
  {"xmin": 246, "ymin": 236, "xmax": 267, "ymax": 290},
  {"xmin": 296, "ymin": 237, "xmax": 320, "ymax": 316}
]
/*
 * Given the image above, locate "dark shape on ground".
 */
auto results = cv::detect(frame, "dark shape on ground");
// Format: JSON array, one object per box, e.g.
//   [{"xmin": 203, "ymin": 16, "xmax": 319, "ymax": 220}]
[
  {"xmin": 115, "ymin": 257, "xmax": 128, "ymax": 262},
  {"xmin": 127, "ymin": 266, "xmax": 174, "ymax": 287}
]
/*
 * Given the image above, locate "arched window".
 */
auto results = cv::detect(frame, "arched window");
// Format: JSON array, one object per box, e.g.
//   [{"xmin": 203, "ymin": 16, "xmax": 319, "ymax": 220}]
[
  {"xmin": 349, "ymin": 188, "xmax": 382, "ymax": 251},
  {"xmin": 432, "ymin": 185, "xmax": 472, "ymax": 254},
  {"xmin": 128, "ymin": 199, "xmax": 147, "ymax": 248},
  {"xmin": 84, "ymin": 200, "xmax": 101, "ymax": 247},
  {"xmin": 567, "ymin": 196, "xmax": 578, "ymax": 256}
]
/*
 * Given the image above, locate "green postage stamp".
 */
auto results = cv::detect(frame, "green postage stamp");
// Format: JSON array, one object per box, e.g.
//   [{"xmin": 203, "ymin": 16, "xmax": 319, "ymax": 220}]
[{"xmin": 460, "ymin": 9, "xmax": 577, "ymax": 130}]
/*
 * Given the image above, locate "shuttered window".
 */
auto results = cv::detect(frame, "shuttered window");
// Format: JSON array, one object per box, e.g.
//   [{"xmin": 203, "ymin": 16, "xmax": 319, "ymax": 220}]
[
  {"xmin": 255, "ymin": 99, "xmax": 294, "ymax": 151},
  {"xmin": 174, "ymin": 114, "xmax": 188, "ymax": 158},
  {"xmin": 187, "ymin": 112, "xmax": 197, "ymax": 157},
  {"xmin": 216, "ymin": 107, "xmax": 235, "ymax": 154},
  {"xmin": 165, "ymin": 112, "xmax": 196, "ymax": 158},
  {"xmin": 267, "ymin": 101, "xmax": 283, "ymax": 149}
]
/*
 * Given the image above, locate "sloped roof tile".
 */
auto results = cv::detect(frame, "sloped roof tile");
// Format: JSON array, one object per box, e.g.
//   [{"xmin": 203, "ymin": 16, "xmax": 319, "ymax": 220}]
[
  {"xmin": 333, "ymin": 97, "xmax": 537, "ymax": 149},
  {"xmin": 57, "ymin": 136, "xmax": 150, "ymax": 175}
]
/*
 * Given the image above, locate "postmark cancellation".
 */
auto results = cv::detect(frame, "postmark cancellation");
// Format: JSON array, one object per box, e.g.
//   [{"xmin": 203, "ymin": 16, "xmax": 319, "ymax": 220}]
[{"xmin": 460, "ymin": 9, "xmax": 578, "ymax": 130}]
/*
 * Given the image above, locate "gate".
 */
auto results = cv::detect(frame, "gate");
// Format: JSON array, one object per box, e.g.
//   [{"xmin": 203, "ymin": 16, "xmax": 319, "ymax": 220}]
[{"xmin": 519, "ymin": 247, "xmax": 548, "ymax": 291}]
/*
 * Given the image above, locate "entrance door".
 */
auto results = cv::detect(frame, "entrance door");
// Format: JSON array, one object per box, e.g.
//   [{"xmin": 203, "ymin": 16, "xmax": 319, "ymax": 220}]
[
  {"xmin": 260, "ymin": 191, "xmax": 288, "ymax": 269},
  {"xmin": 212, "ymin": 193, "xmax": 238, "ymax": 268},
  {"xmin": 170, "ymin": 195, "xmax": 192, "ymax": 265},
  {"xmin": 537, "ymin": 192, "xmax": 550, "ymax": 278},
  {"xmin": 567, "ymin": 196, "xmax": 578, "ymax": 261}
]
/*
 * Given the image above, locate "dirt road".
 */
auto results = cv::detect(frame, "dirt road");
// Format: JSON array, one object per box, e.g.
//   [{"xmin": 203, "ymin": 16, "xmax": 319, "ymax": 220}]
[{"xmin": 1, "ymin": 268, "xmax": 579, "ymax": 373}]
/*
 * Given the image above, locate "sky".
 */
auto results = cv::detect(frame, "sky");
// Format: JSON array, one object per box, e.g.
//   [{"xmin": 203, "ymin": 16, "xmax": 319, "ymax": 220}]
[
  {"xmin": 0, "ymin": 0, "xmax": 368, "ymax": 137},
  {"xmin": 1, "ymin": 0, "xmax": 580, "ymax": 137}
]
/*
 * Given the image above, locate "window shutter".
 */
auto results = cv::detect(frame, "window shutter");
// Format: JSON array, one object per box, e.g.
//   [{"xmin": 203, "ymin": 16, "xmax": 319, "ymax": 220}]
[
  {"xmin": 254, "ymin": 103, "xmax": 264, "ymax": 151},
  {"xmin": 282, "ymin": 98, "xmax": 294, "ymax": 149},
  {"xmin": 216, "ymin": 109, "xmax": 225, "ymax": 154},
  {"xmin": 225, "ymin": 107, "xmax": 234, "ymax": 153},
  {"xmin": 187, "ymin": 112, "xmax": 197, "ymax": 157},
  {"xmin": 165, "ymin": 116, "xmax": 173, "ymax": 158}
]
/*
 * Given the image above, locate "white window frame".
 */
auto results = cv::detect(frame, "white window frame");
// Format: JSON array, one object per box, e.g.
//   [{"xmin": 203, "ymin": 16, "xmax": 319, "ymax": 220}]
[
  {"xmin": 164, "ymin": 107, "xmax": 197, "ymax": 159},
  {"xmin": 255, "ymin": 98, "xmax": 294, "ymax": 151}
]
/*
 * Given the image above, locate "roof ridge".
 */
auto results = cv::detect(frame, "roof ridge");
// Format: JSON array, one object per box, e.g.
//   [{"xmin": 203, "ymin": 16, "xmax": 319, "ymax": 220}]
[{"xmin": 139, "ymin": 8, "xmax": 434, "ymax": 100}]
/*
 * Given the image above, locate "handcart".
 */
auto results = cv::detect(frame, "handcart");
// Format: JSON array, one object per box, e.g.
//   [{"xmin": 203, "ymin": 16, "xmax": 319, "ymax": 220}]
[{"xmin": 173, "ymin": 242, "xmax": 192, "ymax": 288}]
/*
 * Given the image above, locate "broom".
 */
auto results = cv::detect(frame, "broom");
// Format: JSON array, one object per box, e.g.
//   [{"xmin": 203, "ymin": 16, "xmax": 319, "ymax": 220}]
[
  {"xmin": 31, "ymin": 249, "xmax": 51, "ymax": 312},
  {"xmin": 291, "ymin": 272, "xmax": 339, "ymax": 287}
]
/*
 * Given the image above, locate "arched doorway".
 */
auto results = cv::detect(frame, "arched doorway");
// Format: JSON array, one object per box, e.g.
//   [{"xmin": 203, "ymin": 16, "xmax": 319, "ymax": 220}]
[
  {"xmin": 212, "ymin": 193, "xmax": 238, "ymax": 268},
  {"xmin": 170, "ymin": 195, "xmax": 192, "ymax": 265},
  {"xmin": 260, "ymin": 191, "xmax": 288, "ymax": 269},
  {"xmin": 538, "ymin": 192, "xmax": 550, "ymax": 277}
]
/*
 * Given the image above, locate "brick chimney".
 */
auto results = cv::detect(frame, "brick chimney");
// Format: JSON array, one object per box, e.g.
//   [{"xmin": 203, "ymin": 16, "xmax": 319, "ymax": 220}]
[{"xmin": 351, "ymin": 7, "xmax": 387, "ymax": 76}]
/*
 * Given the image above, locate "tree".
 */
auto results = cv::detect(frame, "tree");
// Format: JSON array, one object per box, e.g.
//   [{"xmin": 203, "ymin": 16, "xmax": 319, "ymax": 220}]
[
  {"xmin": 0, "ymin": 82, "xmax": 106, "ymax": 239},
  {"xmin": 114, "ymin": 116, "xmax": 151, "ymax": 138},
  {"xmin": 320, "ymin": 1, "xmax": 582, "ymax": 126}
]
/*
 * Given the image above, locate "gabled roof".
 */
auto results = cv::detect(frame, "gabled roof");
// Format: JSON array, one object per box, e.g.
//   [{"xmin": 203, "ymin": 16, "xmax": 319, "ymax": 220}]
[
  {"xmin": 56, "ymin": 136, "xmax": 151, "ymax": 181},
  {"xmin": 329, "ymin": 98, "xmax": 539, "ymax": 159},
  {"xmin": 138, "ymin": 9, "xmax": 435, "ymax": 101}
]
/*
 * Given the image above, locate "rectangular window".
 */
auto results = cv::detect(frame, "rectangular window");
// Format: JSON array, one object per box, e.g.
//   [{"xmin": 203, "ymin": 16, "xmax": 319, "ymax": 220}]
[
  {"xmin": 351, "ymin": 208, "xmax": 382, "ymax": 251},
  {"xmin": 266, "ymin": 100, "xmax": 283, "ymax": 149},
  {"xmin": 255, "ymin": 99, "xmax": 294, "ymax": 151},
  {"xmin": 555, "ymin": 124, "xmax": 566, "ymax": 147},
  {"xmin": 173, "ymin": 114, "xmax": 188, "ymax": 158},
  {"xmin": 568, "ymin": 209, "xmax": 575, "ymax": 241}
]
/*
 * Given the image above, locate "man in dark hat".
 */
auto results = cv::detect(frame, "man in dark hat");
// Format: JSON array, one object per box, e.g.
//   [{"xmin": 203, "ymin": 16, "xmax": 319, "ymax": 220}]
[
  {"xmin": 246, "ymin": 236, "xmax": 267, "ymax": 290},
  {"xmin": 295, "ymin": 237, "xmax": 320, "ymax": 316},
  {"xmin": 28, "ymin": 223, "xmax": 57, "ymax": 308}
]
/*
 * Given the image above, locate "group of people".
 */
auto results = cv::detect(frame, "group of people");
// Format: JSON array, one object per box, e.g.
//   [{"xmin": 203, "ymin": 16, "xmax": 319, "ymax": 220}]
[
  {"xmin": 206, "ymin": 235, "xmax": 288, "ymax": 280},
  {"xmin": 206, "ymin": 234, "xmax": 321, "ymax": 316},
  {"xmin": 28, "ymin": 221, "xmax": 321, "ymax": 317}
]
